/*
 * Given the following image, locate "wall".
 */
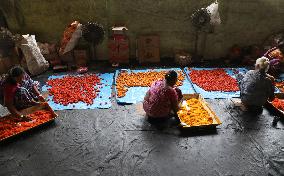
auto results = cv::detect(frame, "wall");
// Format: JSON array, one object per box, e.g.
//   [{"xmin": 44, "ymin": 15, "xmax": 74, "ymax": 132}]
[{"xmin": 1, "ymin": 0, "xmax": 284, "ymax": 60}]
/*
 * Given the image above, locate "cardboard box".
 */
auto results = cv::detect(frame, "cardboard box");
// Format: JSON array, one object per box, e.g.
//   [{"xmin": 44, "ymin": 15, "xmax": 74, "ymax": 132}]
[
  {"xmin": 20, "ymin": 58, "xmax": 28, "ymax": 72},
  {"xmin": 74, "ymin": 49, "xmax": 89, "ymax": 67},
  {"xmin": 0, "ymin": 58, "xmax": 7, "ymax": 74},
  {"xmin": 108, "ymin": 38, "xmax": 129, "ymax": 63},
  {"xmin": 2, "ymin": 57, "xmax": 13, "ymax": 72},
  {"xmin": 60, "ymin": 51, "xmax": 74, "ymax": 64},
  {"xmin": 109, "ymin": 26, "xmax": 129, "ymax": 63},
  {"xmin": 139, "ymin": 47, "xmax": 160, "ymax": 63},
  {"xmin": 43, "ymin": 53, "xmax": 59, "ymax": 62},
  {"xmin": 50, "ymin": 59, "xmax": 62, "ymax": 66},
  {"xmin": 138, "ymin": 35, "xmax": 160, "ymax": 48},
  {"xmin": 137, "ymin": 35, "xmax": 160, "ymax": 63}
]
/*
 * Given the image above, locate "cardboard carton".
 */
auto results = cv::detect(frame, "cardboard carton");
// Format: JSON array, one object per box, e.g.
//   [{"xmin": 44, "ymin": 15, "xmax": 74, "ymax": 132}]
[
  {"xmin": 74, "ymin": 49, "xmax": 89, "ymax": 67},
  {"xmin": 108, "ymin": 37, "xmax": 129, "ymax": 63},
  {"xmin": 109, "ymin": 26, "xmax": 129, "ymax": 63},
  {"xmin": 60, "ymin": 51, "xmax": 74, "ymax": 64},
  {"xmin": 137, "ymin": 35, "xmax": 160, "ymax": 63}
]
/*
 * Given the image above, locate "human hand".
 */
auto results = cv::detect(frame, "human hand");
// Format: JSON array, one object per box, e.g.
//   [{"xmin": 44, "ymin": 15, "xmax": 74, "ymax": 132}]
[
  {"xmin": 232, "ymin": 68, "xmax": 239, "ymax": 75},
  {"xmin": 16, "ymin": 114, "xmax": 32, "ymax": 122},
  {"xmin": 38, "ymin": 94, "xmax": 45, "ymax": 102},
  {"xmin": 267, "ymin": 74, "xmax": 275, "ymax": 82},
  {"xmin": 268, "ymin": 96, "xmax": 275, "ymax": 102}
]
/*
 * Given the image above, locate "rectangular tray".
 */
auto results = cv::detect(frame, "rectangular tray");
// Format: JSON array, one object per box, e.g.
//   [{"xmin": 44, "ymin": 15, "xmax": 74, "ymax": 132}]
[
  {"xmin": 275, "ymin": 82, "xmax": 284, "ymax": 93},
  {"xmin": 0, "ymin": 103, "xmax": 58, "ymax": 142},
  {"xmin": 178, "ymin": 94, "xmax": 222, "ymax": 128},
  {"xmin": 266, "ymin": 93, "xmax": 284, "ymax": 118}
]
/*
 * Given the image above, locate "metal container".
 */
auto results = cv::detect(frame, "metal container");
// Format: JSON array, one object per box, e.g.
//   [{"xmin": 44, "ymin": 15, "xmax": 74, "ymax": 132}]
[
  {"xmin": 266, "ymin": 93, "xmax": 284, "ymax": 118},
  {"xmin": 0, "ymin": 103, "xmax": 58, "ymax": 142},
  {"xmin": 178, "ymin": 93, "xmax": 221, "ymax": 128}
]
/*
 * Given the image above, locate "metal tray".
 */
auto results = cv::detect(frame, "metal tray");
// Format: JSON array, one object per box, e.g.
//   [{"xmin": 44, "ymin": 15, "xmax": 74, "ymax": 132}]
[
  {"xmin": 178, "ymin": 94, "xmax": 222, "ymax": 128},
  {"xmin": 266, "ymin": 93, "xmax": 284, "ymax": 118},
  {"xmin": 0, "ymin": 103, "xmax": 58, "ymax": 142}
]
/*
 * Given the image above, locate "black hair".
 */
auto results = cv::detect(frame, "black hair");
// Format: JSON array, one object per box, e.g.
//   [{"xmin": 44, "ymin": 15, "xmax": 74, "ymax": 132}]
[
  {"xmin": 5, "ymin": 66, "xmax": 25, "ymax": 84},
  {"xmin": 165, "ymin": 70, "xmax": 178, "ymax": 85}
]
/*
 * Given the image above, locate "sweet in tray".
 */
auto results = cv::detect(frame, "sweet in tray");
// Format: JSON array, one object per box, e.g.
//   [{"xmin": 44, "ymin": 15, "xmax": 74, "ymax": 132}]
[
  {"xmin": 177, "ymin": 94, "xmax": 221, "ymax": 128},
  {"xmin": 178, "ymin": 98, "xmax": 213, "ymax": 126}
]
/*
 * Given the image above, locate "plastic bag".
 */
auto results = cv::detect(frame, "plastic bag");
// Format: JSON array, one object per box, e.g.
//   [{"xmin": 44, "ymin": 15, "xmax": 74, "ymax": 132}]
[
  {"xmin": 206, "ymin": 1, "xmax": 221, "ymax": 25},
  {"xmin": 59, "ymin": 21, "xmax": 82, "ymax": 55},
  {"xmin": 18, "ymin": 35, "xmax": 49, "ymax": 76}
]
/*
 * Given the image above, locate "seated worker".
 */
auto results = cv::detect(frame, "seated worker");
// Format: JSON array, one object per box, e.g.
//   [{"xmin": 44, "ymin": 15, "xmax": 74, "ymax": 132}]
[
  {"xmin": 263, "ymin": 43, "xmax": 284, "ymax": 77},
  {"xmin": 236, "ymin": 57, "xmax": 275, "ymax": 114},
  {"xmin": 0, "ymin": 66, "xmax": 44, "ymax": 119},
  {"xmin": 143, "ymin": 70, "xmax": 183, "ymax": 123}
]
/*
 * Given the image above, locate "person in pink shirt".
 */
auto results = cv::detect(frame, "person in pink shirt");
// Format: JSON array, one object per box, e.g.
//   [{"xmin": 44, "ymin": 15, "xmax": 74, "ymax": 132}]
[{"xmin": 143, "ymin": 70, "xmax": 183, "ymax": 124}]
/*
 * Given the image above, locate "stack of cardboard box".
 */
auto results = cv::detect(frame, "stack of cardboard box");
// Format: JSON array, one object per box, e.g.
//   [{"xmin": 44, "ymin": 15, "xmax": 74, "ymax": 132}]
[
  {"xmin": 74, "ymin": 49, "xmax": 89, "ymax": 67},
  {"xmin": 0, "ymin": 49, "xmax": 20, "ymax": 74},
  {"xmin": 137, "ymin": 35, "xmax": 160, "ymax": 63},
  {"xmin": 108, "ymin": 27, "xmax": 129, "ymax": 64}
]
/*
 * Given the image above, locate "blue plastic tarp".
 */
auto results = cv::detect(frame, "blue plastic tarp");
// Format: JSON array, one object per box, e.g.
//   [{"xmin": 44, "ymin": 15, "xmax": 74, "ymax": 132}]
[
  {"xmin": 184, "ymin": 67, "xmax": 248, "ymax": 99},
  {"xmin": 114, "ymin": 68, "xmax": 195, "ymax": 104},
  {"xmin": 41, "ymin": 73, "xmax": 114, "ymax": 110},
  {"xmin": 274, "ymin": 74, "xmax": 284, "ymax": 93}
]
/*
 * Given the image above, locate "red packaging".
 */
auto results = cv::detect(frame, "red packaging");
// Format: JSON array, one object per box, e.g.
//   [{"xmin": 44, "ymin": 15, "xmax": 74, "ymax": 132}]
[{"xmin": 108, "ymin": 27, "xmax": 129, "ymax": 63}]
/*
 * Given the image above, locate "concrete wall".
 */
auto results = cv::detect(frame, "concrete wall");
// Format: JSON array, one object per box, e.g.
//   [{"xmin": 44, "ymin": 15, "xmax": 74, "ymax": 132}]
[{"xmin": 1, "ymin": 0, "xmax": 284, "ymax": 60}]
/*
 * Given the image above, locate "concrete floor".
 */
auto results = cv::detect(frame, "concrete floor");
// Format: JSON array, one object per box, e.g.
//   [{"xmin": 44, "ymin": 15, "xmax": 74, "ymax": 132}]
[{"xmin": 0, "ymin": 67, "xmax": 284, "ymax": 176}]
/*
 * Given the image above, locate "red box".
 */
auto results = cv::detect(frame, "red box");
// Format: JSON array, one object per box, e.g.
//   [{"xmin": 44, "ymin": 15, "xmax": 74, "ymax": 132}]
[
  {"xmin": 108, "ymin": 37, "xmax": 129, "ymax": 63},
  {"xmin": 60, "ymin": 51, "xmax": 74, "ymax": 63},
  {"xmin": 74, "ymin": 49, "xmax": 89, "ymax": 67}
]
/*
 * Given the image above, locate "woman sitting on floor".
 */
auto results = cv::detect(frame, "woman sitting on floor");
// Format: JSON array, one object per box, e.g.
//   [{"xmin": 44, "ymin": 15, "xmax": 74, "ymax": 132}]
[
  {"xmin": 143, "ymin": 70, "xmax": 183, "ymax": 123},
  {"xmin": 236, "ymin": 57, "xmax": 275, "ymax": 113},
  {"xmin": 0, "ymin": 66, "xmax": 44, "ymax": 119}
]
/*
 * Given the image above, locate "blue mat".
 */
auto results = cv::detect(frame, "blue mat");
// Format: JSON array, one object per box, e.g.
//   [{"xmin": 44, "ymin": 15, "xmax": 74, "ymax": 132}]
[
  {"xmin": 274, "ymin": 74, "xmax": 284, "ymax": 93},
  {"xmin": 115, "ymin": 68, "xmax": 195, "ymax": 104},
  {"xmin": 278, "ymin": 73, "xmax": 284, "ymax": 80},
  {"xmin": 184, "ymin": 67, "xmax": 248, "ymax": 99},
  {"xmin": 42, "ymin": 73, "xmax": 114, "ymax": 110}
]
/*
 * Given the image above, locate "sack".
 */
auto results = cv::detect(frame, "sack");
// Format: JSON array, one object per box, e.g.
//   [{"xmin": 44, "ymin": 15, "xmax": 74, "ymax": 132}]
[
  {"xmin": 18, "ymin": 35, "xmax": 49, "ymax": 76},
  {"xmin": 174, "ymin": 50, "xmax": 192, "ymax": 66},
  {"xmin": 206, "ymin": 1, "xmax": 221, "ymax": 25},
  {"xmin": 59, "ymin": 21, "xmax": 82, "ymax": 55}
]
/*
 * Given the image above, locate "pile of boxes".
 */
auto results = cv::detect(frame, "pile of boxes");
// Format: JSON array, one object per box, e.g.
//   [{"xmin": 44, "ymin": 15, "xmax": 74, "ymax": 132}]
[
  {"xmin": 108, "ymin": 26, "xmax": 130, "ymax": 64},
  {"xmin": 0, "ymin": 51, "xmax": 20, "ymax": 74},
  {"xmin": 37, "ymin": 42, "xmax": 89, "ymax": 72},
  {"xmin": 108, "ymin": 26, "xmax": 161, "ymax": 65},
  {"xmin": 137, "ymin": 35, "xmax": 160, "ymax": 64}
]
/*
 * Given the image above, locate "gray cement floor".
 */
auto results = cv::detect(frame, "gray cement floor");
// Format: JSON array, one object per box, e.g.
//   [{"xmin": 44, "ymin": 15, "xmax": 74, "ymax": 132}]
[{"xmin": 0, "ymin": 69, "xmax": 284, "ymax": 176}]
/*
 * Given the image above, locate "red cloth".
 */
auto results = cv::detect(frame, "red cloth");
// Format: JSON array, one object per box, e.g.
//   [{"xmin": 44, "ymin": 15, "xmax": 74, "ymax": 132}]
[
  {"xmin": 3, "ymin": 83, "xmax": 19, "ymax": 104},
  {"xmin": 143, "ymin": 80, "xmax": 178, "ymax": 118}
]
